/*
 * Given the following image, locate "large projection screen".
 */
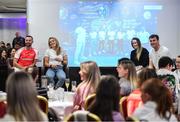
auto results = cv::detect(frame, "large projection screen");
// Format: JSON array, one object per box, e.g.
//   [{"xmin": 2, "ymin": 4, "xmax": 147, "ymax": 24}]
[{"xmin": 27, "ymin": 0, "xmax": 180, "ymax": 67}]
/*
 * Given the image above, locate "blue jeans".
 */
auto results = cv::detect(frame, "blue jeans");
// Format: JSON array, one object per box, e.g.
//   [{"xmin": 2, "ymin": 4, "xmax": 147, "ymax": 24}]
[{"xmin": 46, "ymin": 65, "xmax": 66, "ymax": 89}]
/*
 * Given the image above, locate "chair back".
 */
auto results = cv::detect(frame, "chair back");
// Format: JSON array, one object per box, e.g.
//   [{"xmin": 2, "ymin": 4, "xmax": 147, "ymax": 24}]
[
  {"xmin": 37, "ymin": 95, "xmax": 48, "ymax": 114},
  {"xmin": 0, "ymin": 100, "xmax": 7, "ymax": 118},
  {"xmin": 119, "ymin": 96, "xmax": 128, "ymax": 119},
  {"xmin": 126, "ymin": 116, "xmax": 140, "ymax": 122},
  {"xmin": 64, "ymin": 110, "xmax": 101, "ymax": 122},
  {"xmin": 84, "ymin": 93, "xmax": 96, "ymax": 110}
]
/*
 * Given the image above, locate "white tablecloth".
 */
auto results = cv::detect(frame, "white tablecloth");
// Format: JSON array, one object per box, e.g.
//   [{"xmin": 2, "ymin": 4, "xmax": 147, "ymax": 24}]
[{"xmin": 48, "ymin": 91, "xmax": 75, "ymax": 120}]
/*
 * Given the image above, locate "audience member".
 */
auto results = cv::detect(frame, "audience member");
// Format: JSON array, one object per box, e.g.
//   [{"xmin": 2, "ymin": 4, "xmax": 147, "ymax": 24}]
[
  {"xmin": 13, "ymin": 35, "xmax": 38, "ymax": 71},
  {"xmin": 149, "ymin": 34, "xmax": 171, "ymax": 70},
  {"xmin": 174, "ymin": 55, "xmax": 180, "ymax": 83},
  {"xmin": 88, "ymin": 75, "xmax": 124, "ymax": 121},
  {"xmin": 44, "ymin": 37, "xmax": 68, "ymax": 89},
  {"xmin": 12, "ymin": 32, "xmax": 25, "ymax": 50},
  {"xmin": 130, "ymin": 37, "xmax": 149, "ymax": 67},
  {"xmin": 7, "ymin": 48, "xmax": 16, "ymax": 71},
  {"xmin": 133, "ymin": 78, "xmax": 177, "ymax": 122},
  {"xmin": 0, "ymin": 49, "xmax": 8, "ymax": 67},
  {"xmin": 6, "ymin": 43, "xmax": 11, "ymax": 52},
  {"xmin": 127, "ymin": 68, "xmax": 157, "ymax": 116},
  {"xmin": 73, "ymin": 61, "xmax": 101, "ymax": 111},
  {"xmin": 0, "ymin": 41, "xmax": 6, "ymax": 50},
  {"xmin": 116, "ymin": 59, "xmax": 137, "ymax": 96},
  {"xmin": 0, "ymin": 71, "xmax": 48, "ymax": 121},
  {"xmin": 157, "ymin": 56, "xmax": 179, "ymax": 102}
]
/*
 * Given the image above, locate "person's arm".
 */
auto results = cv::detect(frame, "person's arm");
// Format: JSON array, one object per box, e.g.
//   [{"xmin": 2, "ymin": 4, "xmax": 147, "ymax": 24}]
[
  {"xmin": 62, "ymin": 54, "xmax": 68, "ymax": 65},
  {"xmin": 13, "ymin": 58, "xmax": 27, "ymax": 70},
  {"xmin": 13, "ymin": 48, "xmax": 27, "ymax": 70},
  {"xmin": 28, "ymin": 59, "xmax": 37, "ymax": 68},
  {"xmin": 44, "ymin": 56, "xmax": 50, "ymax": 67},
  {"xmin": 141, "ymin": 48, "xmax": 149, "ymax": 67}
]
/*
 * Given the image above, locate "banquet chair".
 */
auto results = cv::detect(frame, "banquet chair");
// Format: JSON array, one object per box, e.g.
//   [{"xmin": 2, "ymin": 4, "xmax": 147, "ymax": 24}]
[
  {"xmin": 119, "ymin": 96, "xmax": 128, "ymax": 119},
  {"xmin": 0, "ymin": 100, "xmax": 7, "ymax": 118},
  {"xmin": 64, "ymin": 110, "xmax": 101, "ymax": 122},
  {"xmin": 37, "ymin": 95, "xmax": 48, "ymax": 114},
  {"xmin": 126, "ymin": 116, "xmax": 140, "ymax": 122},
  {"xmin": 84, "ymin": 93, "xmax": 96, "ymax": 110}
]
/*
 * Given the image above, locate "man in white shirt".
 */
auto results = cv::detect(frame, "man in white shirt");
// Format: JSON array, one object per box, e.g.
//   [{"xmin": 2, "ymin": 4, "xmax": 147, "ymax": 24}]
[{"xmin": 149, "ymin": 34, "xmax": 171, "ymax": 70}]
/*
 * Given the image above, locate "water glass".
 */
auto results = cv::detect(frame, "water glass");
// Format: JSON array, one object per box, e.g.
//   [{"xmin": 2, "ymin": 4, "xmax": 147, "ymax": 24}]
[
  {"xmin": 56, "ymin": 87, "xmax": 65, "ymax": 102},
  {"xmin": 71, "ymin": 81, "xmax": 77, "ymax": 92},
  {"xmin": 41, "ymin": 75, "xmax": 48, "ymax": 88}
]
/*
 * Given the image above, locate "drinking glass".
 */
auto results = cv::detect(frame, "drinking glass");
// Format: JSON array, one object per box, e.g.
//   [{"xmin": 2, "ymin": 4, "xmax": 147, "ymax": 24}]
[
  {"xmin": 65, "ymin": 78, "xmax": 70, "ymax": 91},
  {"xmin": 71, "ymin": 81, "xmax": 77, "ymax": 92}
]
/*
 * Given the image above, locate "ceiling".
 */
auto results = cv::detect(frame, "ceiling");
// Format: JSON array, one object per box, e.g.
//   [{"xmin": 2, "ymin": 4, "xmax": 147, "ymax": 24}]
[{"xmin": 0, "ymin": 0, "xmax": 26, "ymax": 12}]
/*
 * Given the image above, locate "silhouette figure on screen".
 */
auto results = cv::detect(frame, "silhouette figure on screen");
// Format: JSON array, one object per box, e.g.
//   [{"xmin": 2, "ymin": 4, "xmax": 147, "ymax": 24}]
[{"xmin": 74, "ymin": 25, "xmax": 87, "ymax": 65}]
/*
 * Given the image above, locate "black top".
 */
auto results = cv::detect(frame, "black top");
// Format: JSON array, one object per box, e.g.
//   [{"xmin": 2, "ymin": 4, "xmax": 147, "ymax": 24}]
[
  {"xmin": 12, "ymin": 36, "xmax": 25, "ymax": 48},
  {"xmin": 130, "ymin": 47, "xmax": 149, "ymax": 67}
]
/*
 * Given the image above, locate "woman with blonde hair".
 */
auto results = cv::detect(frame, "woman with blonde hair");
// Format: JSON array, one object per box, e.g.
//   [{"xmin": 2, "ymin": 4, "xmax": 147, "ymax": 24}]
[
  {"xmin": 1, "ymin": 71, "xmax": 47, "ymax": 121},
  {"xmin": 44, "ymin": 37, "xmax": 68, "ymax": 89},
  {"xmin": 130, "ymin": 37, "xmax": 149, "ymax": 67},
  {"xmin": 116, "ymin": 59, "xmax": 137, "ymax": 96},
  {"xmin": 73, "ymin": 61, "xmax": 101, "ymax": 111}
]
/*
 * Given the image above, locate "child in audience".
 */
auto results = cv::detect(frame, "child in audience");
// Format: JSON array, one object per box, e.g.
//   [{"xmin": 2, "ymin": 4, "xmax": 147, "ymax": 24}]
[
  {"xmin": 133, "ymin": 78, "xmax": 177, "ymax": 122},
  {"xmin": 116, "ymin": 59, "xmax": 137, "ymax": 96},
  {"xmin": 127, "ymin": 68, "xmax": 157, "ymax": 116},
  {"xmin": 88, "ymin": 75, "xmax": 125, "ymax": 121},
  {"xmin": 0, "ymin": 71, "xmax": 48, "ymax": 121},
  {"xmin": 73, "ymin": 61, "xmax": 101, "ymax": 111}
]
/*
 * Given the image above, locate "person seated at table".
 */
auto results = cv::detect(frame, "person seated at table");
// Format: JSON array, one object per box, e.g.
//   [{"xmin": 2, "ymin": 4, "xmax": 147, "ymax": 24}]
[
  {"xmin": 127, "ymin": 68, "xmax": 157, "ymax": 116},
  {"xmin": 73, "ymin": 61, "xmax": 101, "ymax": 111},
  {"xmin": 130, "ymin": 37, "xmax": 149, "ymax": 67},
  {"xmin": 0, "ymin": 71, "xmax": 48, "ymax": 121},
  {"xmin": 88, "ymin": 75, "xmax": 125, "ymax": 121},
  {"xmin": 44, "ymin": 37, "xmax": 68, "ymax": 89},
  {"xmin": 132, "ymin": 78, "xmax": 177, "ymax": 121},
  {"xmin": 116, "ymin": 59, "xmax": 137, "ymax": 96}
]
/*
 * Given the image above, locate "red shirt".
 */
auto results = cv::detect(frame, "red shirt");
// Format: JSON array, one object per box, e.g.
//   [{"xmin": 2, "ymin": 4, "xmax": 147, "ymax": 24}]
[{"xmin": 15, "ymin": 47, "xmax": 38, "ymax": 67}]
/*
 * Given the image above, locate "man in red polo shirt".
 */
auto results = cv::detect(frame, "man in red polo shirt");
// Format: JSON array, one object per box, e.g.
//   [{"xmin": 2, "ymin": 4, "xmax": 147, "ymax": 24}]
[{"xmin": 13, "ymin": 35, "xmax": 38, "ymax": 71}]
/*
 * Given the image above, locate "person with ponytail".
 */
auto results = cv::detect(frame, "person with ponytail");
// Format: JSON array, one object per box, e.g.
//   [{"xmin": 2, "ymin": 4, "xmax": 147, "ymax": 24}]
[{"xmin": 133, "ymin": 78, "xmax": 177, "ymax": 121}]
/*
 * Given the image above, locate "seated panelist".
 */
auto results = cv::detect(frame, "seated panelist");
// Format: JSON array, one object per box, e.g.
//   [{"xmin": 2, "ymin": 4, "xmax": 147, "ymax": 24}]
[
  {"xmin": 13, "ymin": 35, "xmax": 38, "ymax": 72},
  {"xmin": 44, "ymin": 37, "xmax": 67, "ymax": 89}
]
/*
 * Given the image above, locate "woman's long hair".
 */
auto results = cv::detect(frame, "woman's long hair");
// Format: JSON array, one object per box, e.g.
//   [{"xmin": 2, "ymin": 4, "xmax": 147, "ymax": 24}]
[
  {"xmin": 48, "ymin": 37, "xmax": 61, "ymax": 55},
  {"xmin": 6, "ymin": 71, "xmax": 44, "ymax": 121},
  {"xmin": 88, "ymin": 75, "xmax": 120, "ymax": 121},
  {"xmin": 131, "ymin": 37, "xmax": 142, "ymax": 61},
  {"xmin": 137, "ymin": 68, "xmax": 157, "ymax": 88},
  {"xmin": 80, "ymin": 61, "xmax": 101, "ymax": 92},
  {"xmin": 141, "ymin": 78, "xmax": 174, "ymax": 120},
  {"xmin": 120, "ymin": 60, "xmax": 137, "ymax": 89}
]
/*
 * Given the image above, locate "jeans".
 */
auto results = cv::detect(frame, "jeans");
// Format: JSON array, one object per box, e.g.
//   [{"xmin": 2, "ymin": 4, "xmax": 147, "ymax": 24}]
[{"xmin": 46, "ymin": 65, "xmax": 66, "ymax": 89}]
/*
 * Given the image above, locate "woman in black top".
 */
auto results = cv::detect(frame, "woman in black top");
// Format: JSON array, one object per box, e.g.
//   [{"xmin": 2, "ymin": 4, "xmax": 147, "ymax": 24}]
[
  {"xmin": 130, "ymin": 37, "xmax": 149, "ymax": 67},
  {"xmin": 0, "ymin": 49, "xmax": 8, "ymax": 67}
]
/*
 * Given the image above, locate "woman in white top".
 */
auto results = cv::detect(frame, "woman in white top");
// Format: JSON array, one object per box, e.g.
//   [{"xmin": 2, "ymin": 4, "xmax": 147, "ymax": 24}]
[
  {"xmin": 44, "ymin": 37, "xmax": 68, "ymax": 89},
  {"xmin": 0, "ymin": 71, "xmax": 48, "ymax": 121},
  {"xmin": 133, "ymin": 78, "xmax": 177, "ymax": 122}
]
